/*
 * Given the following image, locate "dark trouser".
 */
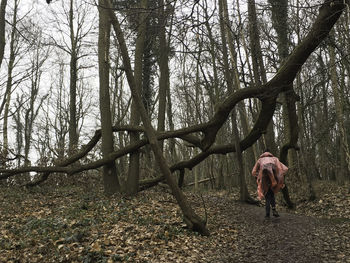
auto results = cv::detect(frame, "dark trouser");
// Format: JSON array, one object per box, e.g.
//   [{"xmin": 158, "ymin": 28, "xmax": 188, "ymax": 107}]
[{"xmin": 265, "ymin": 188, "xmax": 276, "ymax": 216}]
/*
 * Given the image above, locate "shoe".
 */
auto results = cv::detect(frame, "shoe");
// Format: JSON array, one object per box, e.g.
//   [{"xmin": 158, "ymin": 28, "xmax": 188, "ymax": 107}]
[
  {"xmin": 272, "ymin": 208, "xmax": 280, "ymax": 217},
  {"xmin": 265, "ymin": 214, "xmax": 270, "ymax": 218}
]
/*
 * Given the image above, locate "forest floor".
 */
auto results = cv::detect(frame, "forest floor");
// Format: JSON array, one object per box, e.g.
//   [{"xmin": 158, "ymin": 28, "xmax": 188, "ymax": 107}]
[{"xmin": 0, "ymin": 180, "xmax": 349, "ymax": 263}]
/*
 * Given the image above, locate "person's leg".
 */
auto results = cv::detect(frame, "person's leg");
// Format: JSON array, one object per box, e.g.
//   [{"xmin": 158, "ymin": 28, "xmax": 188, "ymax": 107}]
[
  {"xmin": 270, "ymin": 192, "xmax": 280, "ymax": 217},
  {"xmin": 265, "ymin": 189, "xmax": 272, "ymax": 217},
  {"xmin": 270, "ymin": 191, "xmax": 276, "ymax": 208}
]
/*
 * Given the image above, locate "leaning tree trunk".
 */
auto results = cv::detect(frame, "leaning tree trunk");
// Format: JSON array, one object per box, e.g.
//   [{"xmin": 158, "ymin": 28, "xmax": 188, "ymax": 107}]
[{"xmin": 105, "ymin": 0, "xmax": 209, "ymax": 235}]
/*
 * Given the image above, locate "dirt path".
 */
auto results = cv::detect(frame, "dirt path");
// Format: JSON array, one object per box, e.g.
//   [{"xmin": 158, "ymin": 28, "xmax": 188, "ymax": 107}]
[
  {"xmin": 203, "ymin": 195, "xmax": 350, "ymax": 263},
  {"xmin": 232, "ymin": 204, "xmax": 321, "ymax": 262}
]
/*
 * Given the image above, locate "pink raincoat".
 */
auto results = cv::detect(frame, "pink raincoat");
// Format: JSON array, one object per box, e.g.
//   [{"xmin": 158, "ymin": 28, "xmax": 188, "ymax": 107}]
[{"xmin": 251, "ymin": 152, "xmax": 288, "ymax": 200}]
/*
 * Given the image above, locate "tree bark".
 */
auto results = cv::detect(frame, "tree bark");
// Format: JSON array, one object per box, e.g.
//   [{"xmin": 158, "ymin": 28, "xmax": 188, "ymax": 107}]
[
  {"xmin": 2, "ymin": 0, "xmax": 17, "ymax": 160},
  {"xmin": 126, "ymin": 0, "xmax": 147, "ymax": 196},
  {"xmin": 68, "ymin": 0, "xmax": 79, "ymax": 155},
  {"xmin": 204, "ymin": 6, "xmax": 220, "ymax": 106},
  {"xmin": 268, "ymin": 0, "xmax": 297, "ymax": 208},
  {"xmin": 98, "ymin": 0, "xmax": 120, "ymax": 194},
  {"xmin": 247, "ymin": 0, "xmax": 278, "ymax": 156},
  {"xmin": 0, "ymin": 0, "xmax": 7, "ymax": 68},
  {"xmin": 157, "ymin": 0, "xmax": 169, "ymax": 145}
]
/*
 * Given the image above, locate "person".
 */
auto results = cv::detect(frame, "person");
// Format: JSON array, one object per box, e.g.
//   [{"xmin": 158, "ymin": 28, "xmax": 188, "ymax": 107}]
[{"xmin": 251, "ymin": 149, "xmax": 288, "ymax": 218}]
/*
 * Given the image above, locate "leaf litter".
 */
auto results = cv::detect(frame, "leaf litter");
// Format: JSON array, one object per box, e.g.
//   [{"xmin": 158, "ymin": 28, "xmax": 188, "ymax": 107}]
[{"xmin": 0, "ymin": 180, "xmax": 349, "ymax": 262}]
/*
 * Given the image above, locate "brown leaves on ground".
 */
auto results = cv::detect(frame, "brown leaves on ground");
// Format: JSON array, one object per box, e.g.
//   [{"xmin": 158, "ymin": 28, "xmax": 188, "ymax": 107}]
[{"xmin": 0, "ymin": 181, "xmax": 349, "ymax": 262}]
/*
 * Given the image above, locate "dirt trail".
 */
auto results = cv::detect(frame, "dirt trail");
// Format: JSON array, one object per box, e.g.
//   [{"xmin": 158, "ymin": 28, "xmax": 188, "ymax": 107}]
[
  {"xmin": 233, "ymin": 204, "xmax": 321, "ymax": 262},
  {"xmin": 204, "ymin": 196, "xmax": 350, "ymax": 263}
]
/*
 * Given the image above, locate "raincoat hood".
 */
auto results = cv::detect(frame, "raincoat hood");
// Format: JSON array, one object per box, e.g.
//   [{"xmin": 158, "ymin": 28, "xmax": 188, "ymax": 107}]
[{"xmin": 259, "ymin": 152, "xmax": 274, "ymax": 158}]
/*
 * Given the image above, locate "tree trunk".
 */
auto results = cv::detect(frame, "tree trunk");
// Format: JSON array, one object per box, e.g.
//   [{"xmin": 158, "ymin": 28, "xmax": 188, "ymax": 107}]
[
  {"xmin": 126, "ymin": 0, "xmax": 147, "ymax": 196},
  {"xmin": 2, "ymin": 0, "xmax": 17, "ymax": 159},
  {"xmin": 219, "ymin": 0, "xmax": 254, "ymax": 202},
  {"xmin": 151, "ymin": 0, "xmax": 169, "ymax": 179},
  {"xmin": 13, "ymin": 96, "xmax": 23, "ymax": 168},
  {"xmin": 157, "ymin": 0, "xmax": 169, "ymax": 146},
  {"xmin": 235, "ymin": 0, "xmax": 259, "ymax": 185},
  {"xmin": 166, "ymin": 4, "xmax": 177, "ymax": 165},
  {"xmin": 3, "ymin": 90, "xmax": 10, "ymax": 159},
  {"xmin": 0, "ymin": 0, "xmax": 7, "ymax": 68},
  {"xmin": 56, "ymin": 62, "xmax": 67, "ymax": 161},
  {"xmin": 98, "ymin": 0, "xmax": 120, "ymax": 195},
  {"xmin": 296, "ymin": 73, "xmax": 316, "ymax": 200},
  {"xmin": 23, "ymin": 41, "xmax": 47, "ymax": 183},
  {"xmin": 268, "ymin": 0, "xmax": 296, "ymax": 208},
  {"xmin": 68, "ymin": 0, "xmax": 78, "ymax": 155},
  {"xmin": 247, "ymin": 0, "xmax": 278, "ymax": 156},
  {"xmin": 204, "ymin": 7, "xmax": 220, "ymax": 106}
]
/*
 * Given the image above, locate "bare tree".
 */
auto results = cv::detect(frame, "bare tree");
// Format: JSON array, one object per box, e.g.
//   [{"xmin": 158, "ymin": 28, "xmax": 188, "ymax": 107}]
[
  {"xmin": 126, "ymin": 0, "xmax": 148, "ymax": 196},
  {"xmin": 98, "ymin": 0, "xmax": 121, "ymax": 194},
  {"xmin": 68, "ymin": 0, "xmax": 78, "ymax": 155},
  {"xmin": 47, "ymin": 0, "xmax": 95, "ymax": 155},
  {"xmin": 2, "ymin": 0, "xmax": 19, "ymax": 159},
  {"xmin": 22, "ymin": 31, "xmax": 49, "ymax": 170}
]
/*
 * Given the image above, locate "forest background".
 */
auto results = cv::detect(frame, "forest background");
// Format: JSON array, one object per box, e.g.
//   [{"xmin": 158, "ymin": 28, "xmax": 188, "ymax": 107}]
[{"xmin": 0, "ymin": 0, "xmax": 350, "ymax": 247}]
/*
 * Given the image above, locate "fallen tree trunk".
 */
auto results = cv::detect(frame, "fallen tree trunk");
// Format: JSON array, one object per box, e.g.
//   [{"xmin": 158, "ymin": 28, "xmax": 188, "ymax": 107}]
[{"xmin": 186, "ymin": 177, "xmax": 213, "ymax": 187}]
